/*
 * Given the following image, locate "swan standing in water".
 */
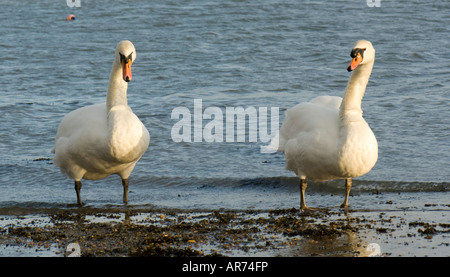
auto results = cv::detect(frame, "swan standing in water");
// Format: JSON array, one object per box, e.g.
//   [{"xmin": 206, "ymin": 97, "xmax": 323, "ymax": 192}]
[
  {"xmin": 278, "ymin": 40, "xmax": 378, "ymax": 211},
  {"xmin": 52, "ymin": 40, "xmax": 150, "ymax": 205}
]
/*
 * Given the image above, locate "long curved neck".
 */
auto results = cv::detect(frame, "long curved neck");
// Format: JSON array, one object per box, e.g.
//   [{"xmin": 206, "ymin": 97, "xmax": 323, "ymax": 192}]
[
  {"xmin": 339, "ymin": 60, "xmax": 373, "ymax": 119},
  {"xmin": 106, "ymin": 60, "xmax": 128, "ymax": 111}
]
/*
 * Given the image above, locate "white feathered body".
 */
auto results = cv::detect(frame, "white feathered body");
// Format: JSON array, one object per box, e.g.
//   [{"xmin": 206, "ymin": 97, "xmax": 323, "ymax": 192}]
[
  {"xmin": 279, "ymin": 95, "xmax": 378, "ymax": 181},
  {"xmin": 52, "ymin": 103, "xmax": 150, "ymax": 181}
]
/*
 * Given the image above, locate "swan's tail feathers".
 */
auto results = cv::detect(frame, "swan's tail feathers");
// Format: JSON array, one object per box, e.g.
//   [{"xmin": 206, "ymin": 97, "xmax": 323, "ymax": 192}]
[{"xmin": 261, "ymin": 133, "xmax": 281, "ymax": 154}]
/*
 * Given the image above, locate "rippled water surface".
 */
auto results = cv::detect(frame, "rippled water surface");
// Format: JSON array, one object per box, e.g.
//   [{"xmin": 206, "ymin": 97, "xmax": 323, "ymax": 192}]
[{"xmin": 0, "ymin": 0, "xmax": 449, "ymax": 211}]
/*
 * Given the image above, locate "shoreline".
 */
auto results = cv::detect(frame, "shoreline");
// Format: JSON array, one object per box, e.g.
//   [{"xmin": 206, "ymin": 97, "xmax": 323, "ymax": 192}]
[{"xmin": 1, "ymin": 206, "xmax": 448, "ymax": 257}]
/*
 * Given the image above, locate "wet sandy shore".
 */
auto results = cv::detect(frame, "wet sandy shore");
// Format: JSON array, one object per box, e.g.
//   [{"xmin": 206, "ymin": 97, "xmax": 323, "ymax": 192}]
[{"xmin": 0, "ymin": 205, "xmax": 448, "ymax": 257}]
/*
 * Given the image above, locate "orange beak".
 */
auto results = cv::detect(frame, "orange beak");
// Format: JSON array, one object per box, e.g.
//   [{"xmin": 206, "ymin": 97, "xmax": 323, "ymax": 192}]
[
  {"xmin": 347, "ymin": 53, "xmax": 363, "ymax": 72},
  {"xmin": 122, "ymin": 59, "xmax": 132, "ymax": 82}
]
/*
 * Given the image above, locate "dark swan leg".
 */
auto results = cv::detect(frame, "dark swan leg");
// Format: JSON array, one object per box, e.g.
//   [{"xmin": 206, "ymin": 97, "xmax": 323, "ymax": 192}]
[
  {"xmin": 75, "ymin": 180, "xmax": 82, "ymax": 206},
  {"xmin": 300, "ymin": 178, "xmax": 308, "ymax": 211},
  {"xmin": 299, "ymin": 178, "xmax": 328, "ymax": 212},
  {"xmin": 340, "ymin": 178, "xmax": 352, "ymax": 208},
  {"xmin": 122, "ymin": 178, "xmax": 129, "ymax": 204}
]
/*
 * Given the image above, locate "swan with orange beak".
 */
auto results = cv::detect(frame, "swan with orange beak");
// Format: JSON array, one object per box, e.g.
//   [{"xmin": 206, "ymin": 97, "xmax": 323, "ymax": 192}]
[
  {"xmin": 278, "ymin": 40, "xmax": 378, "ymax": 211},
  {"xmin": 53, "ymin": 40, "xmax": 149, "ymax": 205}
]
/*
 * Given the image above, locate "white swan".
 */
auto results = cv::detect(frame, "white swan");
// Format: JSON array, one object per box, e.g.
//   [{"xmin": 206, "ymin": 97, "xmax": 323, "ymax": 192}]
[
  {"xmin": 278, "ymin": 40, "xmax": 378, "ymax": 211},
  {"xmin": 52, "ymin": 40, "xmax": 150, "ymax": 205}
]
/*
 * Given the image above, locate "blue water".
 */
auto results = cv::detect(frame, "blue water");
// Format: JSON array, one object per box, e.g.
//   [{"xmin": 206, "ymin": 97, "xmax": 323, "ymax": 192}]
[{"xmin": 0, "ymin": 0, "xmax": 449, "ymax": 210}]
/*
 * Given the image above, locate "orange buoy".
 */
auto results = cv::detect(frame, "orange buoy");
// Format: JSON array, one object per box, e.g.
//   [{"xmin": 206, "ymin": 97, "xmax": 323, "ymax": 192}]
[{"xmin": 66, "ymin": 14, "xmax": 76, "ymax": 21}]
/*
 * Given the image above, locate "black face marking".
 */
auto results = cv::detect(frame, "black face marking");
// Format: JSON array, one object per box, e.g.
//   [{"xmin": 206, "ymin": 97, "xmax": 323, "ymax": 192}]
[
  {"xmin": 120, "ymin": 52, "xmax": 133, "ymax": 64},
  {"xmin": 350, "ymin": 48, "xmax": 366, "ymax": 59}
]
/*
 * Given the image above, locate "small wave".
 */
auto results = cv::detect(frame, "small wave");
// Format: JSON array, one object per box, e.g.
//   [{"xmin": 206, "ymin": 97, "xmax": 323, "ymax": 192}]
[
  {"xmin": 136, "ymin": 176, "xmax": 450, "ymax": 194},
  {"xmin": 244, "ymin": 178, "xmax": 450, "ymax": 194}
]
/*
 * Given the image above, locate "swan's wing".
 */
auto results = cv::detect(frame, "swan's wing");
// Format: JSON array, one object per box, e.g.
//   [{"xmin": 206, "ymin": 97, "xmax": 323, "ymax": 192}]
[
  {"xmin": 54, "ymin": 103, "xmax": 107, "ymax": 142},
  {"xmin": 278, "ymin": 97, "xmax": 341, "ymax": 151},
  {"xmin": 53, "ymin": 103, "xmax": 108, "ymax": 162},
  {"xmin": 264, "ymin": 96, "xmax": 342, "ymax": 154},
  {"xmin": 278, "ymin": 97, "xmax": 342, "ymax": 179},
  {"xmin": 309, "ymin": 95, "xmax": 342, "ymax": 110}
]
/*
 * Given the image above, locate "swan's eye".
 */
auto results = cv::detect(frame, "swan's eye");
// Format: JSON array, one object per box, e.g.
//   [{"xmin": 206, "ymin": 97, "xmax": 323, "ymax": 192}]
[
  {"xmin": 350, "ymin": 48, "xmax": 365, "ymax": 59},
  {"xmin": 120, "ymin": 52, "xmax": 133, "ymax": 63}
]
